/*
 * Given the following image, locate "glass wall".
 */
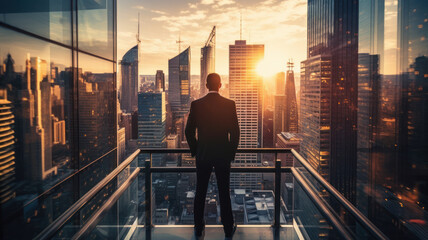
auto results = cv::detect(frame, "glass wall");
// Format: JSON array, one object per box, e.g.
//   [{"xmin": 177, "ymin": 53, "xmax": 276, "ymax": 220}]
[
  {"xmin": 356, "ymin": 0, "xmax": 428, "ymax": 239},
  {"xmin": 0, "ymin": 0, "xmax": 117, "ymax": 239}
]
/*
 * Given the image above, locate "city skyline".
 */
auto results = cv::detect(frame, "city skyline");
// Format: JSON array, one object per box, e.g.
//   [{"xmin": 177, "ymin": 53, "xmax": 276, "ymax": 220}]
[{"xmin": 117, "ymin": 0, "xmax": 307, "ymax": 75}]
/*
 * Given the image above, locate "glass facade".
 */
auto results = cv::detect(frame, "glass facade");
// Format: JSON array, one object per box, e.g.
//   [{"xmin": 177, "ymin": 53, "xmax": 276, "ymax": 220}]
[
  {"xmin": 0, "ymin": 0, "xmax": 117, "ymax": 239},
  {"xmin": 356, "ymin": 0, "xmax": 428, "ymax": 239},
  {"xmin": 303, "ymin": 0, "xmax": 428, "ymax": 239}
]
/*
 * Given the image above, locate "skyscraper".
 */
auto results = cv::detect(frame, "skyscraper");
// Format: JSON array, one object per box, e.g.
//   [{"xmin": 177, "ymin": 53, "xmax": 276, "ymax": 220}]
[
  {"xmin": 200, "ymin": 26, "xmax": 216, "ymax": 97},
  {"xmin": 273, "ymin": 72, "xmax": 285, "ymax": 143},
  {"xmin": 284, "ymin": 60, "xmax": 298, "ymax": 133},
  {"xmin": 168, "ymin": 47, "xmax": 191, "ymax": 137},
  {"xmin": 300, "ymin": 55, "xmax": 332, "ymax": 180},
  {"xmin": 155, "ymin": 70, "xmax": 165, "ymax": 92},
  {"xmin": 120, "ymin": 45, "xmax": 139, "ymax": 113},
  {"xmin": 229, "ymin": 40, "xmax": 264, "ymax": 190},
  {"xmin": 168, "ymin": 47, "xmax": 191, "ymax": 112},
  {"xmin": 138, "ymin": 91, "xmax": 166, "ymax": 166},
  {"xmin": 0, "ymin": 89, "xmax": 15, "ymax": 204},
  {"xmin": 301, "ymin": 0, "xmax": 358, "ymax": 202}
]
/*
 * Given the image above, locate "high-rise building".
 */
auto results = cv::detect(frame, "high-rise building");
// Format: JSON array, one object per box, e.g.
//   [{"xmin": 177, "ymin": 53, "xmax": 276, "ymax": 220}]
[
  {"xmin": 0, "ymin": 89, "xmax": 15, "ymax": 204},
  {"xmin": 155, "ymin": 70, "xmax": 165, "ymax": 92},
  {"xmin": 229, "ymin": 40, "xmax": 264, "ymax": 190},
  {"xmin": 301, "ymin": 0, "xmax": 358, "ymax": 202},
  {"xmin": 168, "ymin": 47, "xmax": 191, "ymax": 115},
  {"xmin": 120, "ymin": 45, "xmax": 139, "ymax": 113},
  {"xmin": 168, "ymin": 47, "xmax": 191, "ymax": 138},
  {"xmin": 300, "ymin": 55, "xmax": 332, "ymax": 181},
  {"xmin": 275, "ymin": 72, "xmax": 285, "ymax": 95},
  {"xmin": 284, "ymin": 60, "xmax": 298, "ymax": 133},
  {"xmin": 138, "ymin": 92, "xmax": 166, "ymax": 166},
  {"xmin": 273, "ymin": 72, "xmax": 285, "ymax": 144},
  {"xmin": 200, "ymin": 26, "xmax": 216, "ymax": 97},
  {"xmin": 262, "ymin": 108, "xmax": 273, "ymax": 148}
]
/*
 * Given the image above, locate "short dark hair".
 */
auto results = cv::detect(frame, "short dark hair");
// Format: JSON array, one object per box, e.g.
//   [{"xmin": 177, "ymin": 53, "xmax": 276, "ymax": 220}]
[{"xmin": 206, "ymin": 73, "xmax": 221, "ymax": 90}]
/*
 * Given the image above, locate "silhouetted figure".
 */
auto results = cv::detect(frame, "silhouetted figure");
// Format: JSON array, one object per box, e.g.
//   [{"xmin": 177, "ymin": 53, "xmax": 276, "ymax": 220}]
[{"xmin": 185, "ymin": 73, "xmax": 239, "ymax": 240}]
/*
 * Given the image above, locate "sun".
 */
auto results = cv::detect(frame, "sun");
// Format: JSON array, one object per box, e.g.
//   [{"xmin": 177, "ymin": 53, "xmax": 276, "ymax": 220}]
[{"xmin": 256, "ymin": 58, "xmax": 282, "ymax": 78}]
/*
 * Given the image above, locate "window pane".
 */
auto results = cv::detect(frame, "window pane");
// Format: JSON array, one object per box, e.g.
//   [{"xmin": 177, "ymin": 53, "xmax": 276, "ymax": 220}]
[
  {"xmin": 78, "ymin": 0, "xmax": 114, "ymax": 60},
  {"xmin": 0, "ymin": 26, "xmax": 73, "ymax": 238},
  {"xmin": 0, "ymin": 0, "xmax": 72, "ymax": 45},
  {"xmin": 78, "ymin": 53, "xmax": 116, "ymax": 168}
]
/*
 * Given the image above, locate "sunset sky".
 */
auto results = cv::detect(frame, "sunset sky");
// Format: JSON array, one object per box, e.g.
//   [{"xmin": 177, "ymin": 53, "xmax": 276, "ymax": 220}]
[{"xmin": 117, "ymin": 0, "xmax": 307, "ymax": 75}]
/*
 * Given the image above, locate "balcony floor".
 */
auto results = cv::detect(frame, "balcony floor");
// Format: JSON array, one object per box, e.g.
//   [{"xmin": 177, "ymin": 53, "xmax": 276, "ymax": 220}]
[{"xmin": 127, "ymin": 225, "xmax": 301, "ymax": 240}]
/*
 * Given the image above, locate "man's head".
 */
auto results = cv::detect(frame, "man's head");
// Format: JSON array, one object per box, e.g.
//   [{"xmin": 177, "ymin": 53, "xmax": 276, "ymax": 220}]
[{"xmin": 206, "ymin": 73, "xmax": 222, "ymax": 91}]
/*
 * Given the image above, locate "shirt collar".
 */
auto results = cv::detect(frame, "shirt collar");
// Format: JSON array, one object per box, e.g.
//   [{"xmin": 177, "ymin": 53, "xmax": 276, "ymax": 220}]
[{"xmin": 208, "ymin": 91, "xmax": 219, "ymax": 94}]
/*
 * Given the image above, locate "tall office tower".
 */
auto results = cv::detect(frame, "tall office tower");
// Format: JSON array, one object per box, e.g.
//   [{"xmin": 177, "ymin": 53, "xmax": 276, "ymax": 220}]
[
  {"xmin": 120, "ymin": 44, "xmax": 139, "ymax": 113},
  {"xmin": 155, "ymin": 70, "xmax": 165, "ymax": 91},
  {"xmin": 16, "ymin": 56, "xmax": 57, "ymax": 181},
  {"xmin": 273, "ymin": 73, "xmax": 285, "ymax": 144},
  {"xmin": 229, "ymin": 40, "xmax": 264, "ymax": 190},
  {"xmin": 356, "ymin": 0, "xmax": 384, "ymax": 221},
  {"xmin": 262, "ymin": 108, "xmax": 274, "ymax": 148},
  {"xmin": 138, "ymin": 92, "xmax": 166, "ymax": 166},
  {"xmin": 0, "ymin": 89, "xmax": 15, "ymax": 204},
  {"xmin": 284, "ymin": 60, "xmax": 298, "ymax": 133},
  {"xmin": 168, "ymin": 47, "xmax": 191, "ymax": 135},
  {"xmin": 300, "ymin": 56, "xmax": 332, "ymax": 180},
  {"xmin": 275, "ymin": 72, "xmax": 285, "ymax": 95},
  {"xmin": 301, "ymin": 0, "xmax": 358, "ymax": 202},
  {"xmin": 200, "ymin": 26, "xmax": 216, "ymax": 97},
  {"xmin": 78, "ymin": 72, "xmax": 116, "ymax": 166}
]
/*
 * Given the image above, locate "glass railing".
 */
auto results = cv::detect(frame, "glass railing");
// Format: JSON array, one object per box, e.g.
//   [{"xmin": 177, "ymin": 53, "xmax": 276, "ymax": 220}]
[{"xmin": 35, "ymin": 149, "xmax": 388, "ymax": 240}]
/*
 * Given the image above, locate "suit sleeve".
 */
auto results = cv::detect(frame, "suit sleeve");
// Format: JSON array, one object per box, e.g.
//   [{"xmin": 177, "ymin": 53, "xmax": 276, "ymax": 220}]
[
  {"xmin": 229, "ymin": 101, "xmax": 240, "ymax": 159},
  {"xmin": 185, "ymin": 102, "xmax": 198, "ymax": 157}
]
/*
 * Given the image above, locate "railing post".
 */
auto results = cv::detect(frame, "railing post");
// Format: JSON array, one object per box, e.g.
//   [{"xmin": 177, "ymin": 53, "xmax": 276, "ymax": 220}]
[
  {"xmin": 274, "ymin": 152, "xmax": 281, "ymax": 234},
  {"xmin": 145, "ymin": 154, "xmax": 152, "ymax": 239}
]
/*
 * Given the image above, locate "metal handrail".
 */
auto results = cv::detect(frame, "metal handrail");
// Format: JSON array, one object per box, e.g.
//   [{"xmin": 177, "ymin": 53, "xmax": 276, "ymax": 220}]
[
  {"xmin": 35, "ymin": 148, "xmax": 388, "ymax": 240},
  {"xmin": 34, "ymin": 149, "xmax": 141, "ymax": 240},
  {"xmin": 291, "ymin": 149, "xmax": 389, "ymax": 240},
  {"xmin": 72, "ymin": 167, "xmax": 141, "ymax": 240},
  {"xmin": 139, "ymin": 148, "xmax": 291, "ymax": 154},
  {"xmin": 292, "ymin": 168, "xmax": 353, "ymax": 240}
]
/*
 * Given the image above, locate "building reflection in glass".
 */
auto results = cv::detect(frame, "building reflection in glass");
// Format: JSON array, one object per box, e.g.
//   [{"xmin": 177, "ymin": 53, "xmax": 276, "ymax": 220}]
[
  {"xmin": 357, "ymin": 0, "xmax": 428, "ymax": 239},
  {"xmin": 0, "ymin": 1, "xmax": 118, "ymax": 239}
]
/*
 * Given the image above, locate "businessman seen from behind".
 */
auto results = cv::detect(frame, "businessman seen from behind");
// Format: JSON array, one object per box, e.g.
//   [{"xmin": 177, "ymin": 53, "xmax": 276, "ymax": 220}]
[{"xmin": 185, "ymin": 73, "xmax": 240, "ymax": 240}]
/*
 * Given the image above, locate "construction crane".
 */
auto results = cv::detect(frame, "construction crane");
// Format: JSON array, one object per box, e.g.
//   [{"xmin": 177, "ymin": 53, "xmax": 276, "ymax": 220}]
[{"xmin": 204, "ymin": 26, "xmax": 216, "ymax": 48}]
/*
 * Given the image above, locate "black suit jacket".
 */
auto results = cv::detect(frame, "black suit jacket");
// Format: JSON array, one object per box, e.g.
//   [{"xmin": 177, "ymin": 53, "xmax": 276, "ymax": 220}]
[{"xmin": 185, "ymin": 92, "xmax": 240, "ymax": 162}]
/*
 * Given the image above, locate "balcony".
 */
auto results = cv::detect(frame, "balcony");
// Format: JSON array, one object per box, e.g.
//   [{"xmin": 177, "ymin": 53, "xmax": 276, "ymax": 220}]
[{"xmin": 34, "ymin": 149, "xmax": 388, "ymax": 240}]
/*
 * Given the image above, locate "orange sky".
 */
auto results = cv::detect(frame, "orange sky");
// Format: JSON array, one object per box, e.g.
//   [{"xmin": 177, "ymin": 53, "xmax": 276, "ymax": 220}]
[{"xmin": 117, "ymin": 0, "xmax": 307, "ymax": 75}]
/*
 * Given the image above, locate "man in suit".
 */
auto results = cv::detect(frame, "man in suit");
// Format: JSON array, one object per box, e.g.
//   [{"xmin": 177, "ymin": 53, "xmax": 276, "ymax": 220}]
[{"xmin": 185, "ymin": 73, "xmax": 240, "ymax": 240}]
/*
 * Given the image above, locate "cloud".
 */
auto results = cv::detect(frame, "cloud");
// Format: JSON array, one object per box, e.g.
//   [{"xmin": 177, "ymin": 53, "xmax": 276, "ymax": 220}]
[
  {"xmin": 201, "ymin": 0, "xmax": 215, "ymax": 5},
  {"xmin": 217, "ymin": 0, "xmax": 235, "ymax": 6},
  {"xmin": 135, "ymin": 5, "xmax": 144, "ymax": 10},
  {"xmin": 151, "ymin": 9, "xmax": 167, "ymax": 15},
  {"xmin": 261, "ymin": 0, "xmax": 276, "ymax": 5},
  {"xmin": 122, "ymin": 0, "xmax": 307, "ymax": 74}
]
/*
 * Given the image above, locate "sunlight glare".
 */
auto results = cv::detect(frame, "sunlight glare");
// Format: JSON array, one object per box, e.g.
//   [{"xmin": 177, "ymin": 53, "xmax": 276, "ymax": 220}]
[{"xmin": 256, "ymin": 58, "xmax": 283, "ymax": 78}]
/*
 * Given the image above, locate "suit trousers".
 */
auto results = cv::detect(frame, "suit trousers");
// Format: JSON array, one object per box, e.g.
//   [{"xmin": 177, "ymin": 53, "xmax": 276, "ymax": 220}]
[{"xmin": 194, "ymin": 158, "xmax": 234, "ymax": 234}]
